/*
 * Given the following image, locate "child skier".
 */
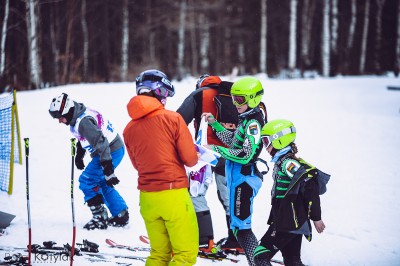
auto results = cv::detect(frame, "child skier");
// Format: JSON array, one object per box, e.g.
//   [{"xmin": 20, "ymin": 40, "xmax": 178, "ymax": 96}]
[
  {"xmin": 49, "ymin": 93, "xmax": 129, "ymax": 230},
  {"xmin": 202, "ymin": 76, "xmax": 266, "ymax": 265},
  {"xmin": 253, "ymin": 119, "xmax": 326, "ymax": 266}
]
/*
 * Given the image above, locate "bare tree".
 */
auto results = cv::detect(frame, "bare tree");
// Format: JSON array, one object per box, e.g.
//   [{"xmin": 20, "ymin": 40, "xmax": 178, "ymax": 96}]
[
  {"xmin": 50, "ymin": 8, "xmax": 59, "ymax": 84},
  {"xmin": 330, "ymin": 0, "xmax": 338, "ymax": 54},
  {"xmin": 26, "ymin": 0, "xmax": 42, "ymax": 88},
  {"xmin": 360, "ymin": 0, "xmax": 370, "ymax": 74},
  {"xmin": 188, "ymin": 0, "xmax": 198, "ymax": 75},
  {"xmin": 199, "ymin": 13, "xmax": 210, "ymax": 73},
  {"xmin": 81, "ymin": 0, "xmax": 89, "ymax": 81},
  {"xmin": 0, "ymin": 0, "xmax": 10, "ymax": 76},
  {"xmin": 396, "ymin": 0, "xmax": 400, "ymax": 76},
  {"xmin": 288, "ymin": 0, "xmax": 297, "ymax": 70},
  {"xmin": 321, "ymin": 0, "xmax": 330, "ymax": 77},
  {"xmin": 374, "ymin": 0, "xmax": 387, "ymax": 74},
  {"xmin": 300, "ymin": 0, "xmax": 317, "ymax": 73},
  {"xmin": 343, "ymin": 0, "xmax": 357, "ymax": 74},
  {"xmin": 120, "ymin": 0, "xmax": 129, "ymax": 81},
  {"xmin": 177, "ymin": 0, "xmax": 187, "ymax": 79},
  {"xmin": 260, "ymin": 0, "xmax": 267, "ymax": 74}
]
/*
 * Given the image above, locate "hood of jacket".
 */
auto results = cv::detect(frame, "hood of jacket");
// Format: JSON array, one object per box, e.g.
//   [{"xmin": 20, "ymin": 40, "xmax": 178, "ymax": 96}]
[
  {"xmin": 127, "ymin": 95, "xmax": 164, "ymax": 120},
  {"xmin": 69, "ymin": 102, "xmax": 86, "ymax": 126}
]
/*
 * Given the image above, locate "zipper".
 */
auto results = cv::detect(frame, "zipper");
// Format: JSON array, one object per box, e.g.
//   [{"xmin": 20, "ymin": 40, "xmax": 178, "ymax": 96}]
[
  {"xmin": 291, "ymin": 202, "xmax": 299, "ymax": 228},
  {"xmin": 308, "ymin": 201, "xmax": 312, "ymax": 218}
]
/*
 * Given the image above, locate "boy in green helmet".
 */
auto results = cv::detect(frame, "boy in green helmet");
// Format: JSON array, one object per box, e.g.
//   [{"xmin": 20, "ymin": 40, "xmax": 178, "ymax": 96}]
[
  {"xmin": 203, "ymin": 76, "xmax": 267, "ymax": 265},
  {"xmin": 253, "ymin": 119, "xmax": 327, "ymax": 266}
]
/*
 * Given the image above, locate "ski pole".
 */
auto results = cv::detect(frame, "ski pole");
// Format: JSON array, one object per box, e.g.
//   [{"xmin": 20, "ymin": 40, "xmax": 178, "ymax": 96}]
[
  {"xmin": 70, "ymin": 138, "xmax": 77, "ymax": 266},
  {"xmin": 24, "ymin": 138, "xmax": 31, "ymax": 266}
]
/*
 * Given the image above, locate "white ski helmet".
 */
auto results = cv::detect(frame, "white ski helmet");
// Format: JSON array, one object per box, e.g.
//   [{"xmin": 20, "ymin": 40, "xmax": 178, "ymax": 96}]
[{"xmin": 49, "ymin": 93, "xmax": 73, "ymax": 119}]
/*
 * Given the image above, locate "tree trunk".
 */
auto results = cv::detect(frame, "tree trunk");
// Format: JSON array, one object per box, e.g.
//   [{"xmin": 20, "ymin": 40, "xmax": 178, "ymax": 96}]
[
  {"xmin": 396, "ymin": 0, "xmax": 400, "ymax": 76},
  {"xmin": 300, "ymin": 0, "xmax": 316, "ymax": 73},
  {"xmin": 26, "ymin": 0, "xmax": 42, "ymax": 89},
  {"xmin": 81, "ymin": 0, "xmax": 89, "ymax": 82},
  {"xmin": 343, "ymin": 0, "xmax": 357, "ymax": 74},
  {"xmin": 189, "ymin": 0, "xmax": 198, "ymax": 75},
  {"xmin": 321, "ymin": 0, "xmax": 330, "ymax": 77},
  {"xmin": 288, "ymin": 0, "xmax": 297, "ymax": 70},
  {"xmin": 260, "ymin": 0, "xmax": 267, "ymax": 74},
  {"xmin": 0, "ymin": 0, "xmax": 10, "ymax": 76},
  {"xmin": 177, "ymin": 0, "xmax": 187, "ymax": 80},
  {"xmin": 120, "ymin": 0, "xmax": 129, "ymax": 81},
  {"xmin": 61, "ymin": 0, "xmax": 75, "ymax": 84},
  {"xmin": 330, "ymin": 0, "xmax": 338, "ymax": 54},
  {"xmin": 50, "ymin": 7, "xmax": 59, "ymax": 85},
  {"xmin": 359, "ymin": 0, "xmax": 370, "ymax": 74},
  {"xmin": 374, "ymin": 0, "xmax": 386, "ymax": 74},
  {"xmin": 199, "ymin": 13, "xmax": 210, "ymax": 73}
]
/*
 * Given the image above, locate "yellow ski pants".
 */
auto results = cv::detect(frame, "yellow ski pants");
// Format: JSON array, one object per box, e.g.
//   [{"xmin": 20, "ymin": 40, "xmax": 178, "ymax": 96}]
[{"xmin": 140, "ymin": 188, "xmax": 199, "ymax": 266}]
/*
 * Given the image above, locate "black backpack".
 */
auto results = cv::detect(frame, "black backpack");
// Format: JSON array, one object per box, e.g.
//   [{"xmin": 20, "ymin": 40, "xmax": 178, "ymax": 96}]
[{"xmin": 201, "ymin": 81, "xmax": 268, "ymax": 130}]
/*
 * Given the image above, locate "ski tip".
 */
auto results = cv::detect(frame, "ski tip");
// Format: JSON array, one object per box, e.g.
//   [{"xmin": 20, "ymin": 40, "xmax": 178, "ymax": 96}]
[{"xmin": 139, "ymin": 235, "xmax": 150, "ymax": 244}]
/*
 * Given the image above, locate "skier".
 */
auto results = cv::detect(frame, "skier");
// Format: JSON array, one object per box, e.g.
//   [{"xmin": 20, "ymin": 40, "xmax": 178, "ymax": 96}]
[
  {"xmin": 49, "ymin": 93, "xmax": 129, "ymax": 230},
  {"xmin": 123, "ymin": 69, "xmax": 199, "ymax": 265},
  {"xmin": 202, "ymin": 76, "xmax": 266, "ymax": 265},
  {"xmin": 176, "ymin": 74, "xmax": 243, "ymax": 254},
  {"xmin": 253, "ymin": 119, "xmax": 326, "ymax": 266}
]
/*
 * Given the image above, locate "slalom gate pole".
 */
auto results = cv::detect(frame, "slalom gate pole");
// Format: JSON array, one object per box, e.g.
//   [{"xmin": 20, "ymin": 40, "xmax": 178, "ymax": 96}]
[
  {"xmin": 70, "ymin": 138, "xmax": 77, "ymax": 266},
  {"xmin": 24, "ymin": 138, "xmax": 31, "ymax": 266}
]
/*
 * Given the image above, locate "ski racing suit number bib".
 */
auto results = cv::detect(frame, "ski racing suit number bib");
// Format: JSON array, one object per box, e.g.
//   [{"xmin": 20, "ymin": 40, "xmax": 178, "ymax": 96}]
[{"xmin": 70, "ymin": 108, "xmax": 117, "ymax": 153}]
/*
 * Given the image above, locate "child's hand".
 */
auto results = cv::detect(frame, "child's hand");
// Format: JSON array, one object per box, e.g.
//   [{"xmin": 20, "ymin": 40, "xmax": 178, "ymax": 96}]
[
  {"xmin": 201, "ymin": 113, "xmax": 216, "ymax": 124},
  {"xmin": 313, "ymin": 220, "xmax": 326, "ymax": 233}
]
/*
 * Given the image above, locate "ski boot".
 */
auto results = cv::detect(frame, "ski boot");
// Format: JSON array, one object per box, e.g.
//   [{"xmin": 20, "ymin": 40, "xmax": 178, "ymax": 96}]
[
  {"xmin": 217, "ymin": 236, "xmax": 244, "ymax": 255},
  {"xmin": 108, "ymin": 209, "xmax": 129, "ymax": 227},
  {"xmin": 83, "ymin": 204, "xmax": 108, "ymax": 230},
  {"xmin": 199, "ymin": 239, "xmax": 219, "ymax": 254}
]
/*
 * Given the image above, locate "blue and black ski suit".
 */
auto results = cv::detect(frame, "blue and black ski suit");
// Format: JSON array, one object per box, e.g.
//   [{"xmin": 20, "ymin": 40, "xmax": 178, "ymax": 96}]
[{"xmin": 210, "ymin": 106, "xmax": 266, "ymax": 266}]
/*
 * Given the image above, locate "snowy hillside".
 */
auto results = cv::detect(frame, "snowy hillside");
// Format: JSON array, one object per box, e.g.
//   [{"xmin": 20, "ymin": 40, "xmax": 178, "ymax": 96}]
[{"xmin": 0, "ymin": 75, "xmax": 400, "ymax": 265}]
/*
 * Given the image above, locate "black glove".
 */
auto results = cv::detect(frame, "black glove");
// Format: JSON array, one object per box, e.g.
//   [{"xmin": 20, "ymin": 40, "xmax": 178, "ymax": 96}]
[
  {"xmin": 75, "ymin": 142, "xmax": 86, "ymax": 170},
  {"xmin": 101, "ymin": 160, "xmax": 120, "ymax": 187},
  {"xmin": 105, "ymin": 173, "xmax": 120, "ymax": 187}
]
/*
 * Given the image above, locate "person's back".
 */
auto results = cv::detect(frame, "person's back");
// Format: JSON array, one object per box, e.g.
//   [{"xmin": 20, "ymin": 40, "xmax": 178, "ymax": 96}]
[
  {"xmin": 176, "ymin": 75, "xmax": 243, "ymax": 253},
  {"xmin": 124, "ymin": 95, "xmax": 197, "ymax": 191},
  {"xmin": 123, "ymin": 69, "xmax": 199, "ymax": 266}
]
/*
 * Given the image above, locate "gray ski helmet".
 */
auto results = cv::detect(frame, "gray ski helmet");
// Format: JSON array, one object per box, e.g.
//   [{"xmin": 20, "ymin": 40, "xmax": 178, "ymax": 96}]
[
  {"xmin": 135, "ymin": 69, "xmax": 175, "ymax": 99},
  {"xmin": 49, "ymin": 93, "xmax": 73, "ymax": 119}
]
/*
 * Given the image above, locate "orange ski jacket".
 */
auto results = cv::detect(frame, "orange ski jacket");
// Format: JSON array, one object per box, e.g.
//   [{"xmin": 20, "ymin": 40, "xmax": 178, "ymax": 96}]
[{"xmin": 123, "ymin": 95, "xmax": 198, "ymax": 192}]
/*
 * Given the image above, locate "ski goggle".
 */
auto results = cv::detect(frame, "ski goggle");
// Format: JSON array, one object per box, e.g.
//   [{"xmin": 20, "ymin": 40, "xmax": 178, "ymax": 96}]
[
  {"xmin": 262, "ymin": 136, "xmax": 273, "ymax": 149},
  {"xmin": 136, "ymin": 73, "xmax": 175, "ymax": 97},
  {"xmin": 232, "ymin": 95, "xmax": 247, "ymax": 106}
]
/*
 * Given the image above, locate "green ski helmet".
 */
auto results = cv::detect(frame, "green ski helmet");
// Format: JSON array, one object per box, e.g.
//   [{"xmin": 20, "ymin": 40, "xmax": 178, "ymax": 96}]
[
  {"xmin": 261, "ymin": 119, "xmax": 296, "ymax": 149},
  {"xmin": 231, "ymin": 77, "xmax": 264, "ymax": 108}
]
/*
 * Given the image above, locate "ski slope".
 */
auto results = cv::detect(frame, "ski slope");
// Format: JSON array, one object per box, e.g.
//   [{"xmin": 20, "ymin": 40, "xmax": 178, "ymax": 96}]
[{"xmin": 1, "ymin": 75, "xmax": 400, "ymax": 265}]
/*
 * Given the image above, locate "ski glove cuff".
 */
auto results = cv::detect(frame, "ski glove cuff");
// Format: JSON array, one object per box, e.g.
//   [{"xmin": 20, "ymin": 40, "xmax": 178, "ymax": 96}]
[{"xmin": 105, "ymin": 173, "xmax": 120, "ymax": 187}]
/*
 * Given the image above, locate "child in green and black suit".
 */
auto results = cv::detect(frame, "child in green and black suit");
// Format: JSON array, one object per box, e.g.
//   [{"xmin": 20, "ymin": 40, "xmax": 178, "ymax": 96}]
[{"xmin": 254, "ymin": 119, "xmax": 327, "ymax": 266}]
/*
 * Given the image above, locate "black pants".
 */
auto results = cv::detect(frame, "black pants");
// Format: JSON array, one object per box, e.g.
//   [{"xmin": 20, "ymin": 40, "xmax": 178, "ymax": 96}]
[{"xmin": 259, "ymin": 226, "xmax": 302, "ymax": 261}]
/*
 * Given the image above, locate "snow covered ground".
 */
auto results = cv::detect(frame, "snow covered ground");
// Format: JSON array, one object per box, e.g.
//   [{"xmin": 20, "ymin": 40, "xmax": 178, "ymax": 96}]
[{"xmin": 0, "ymin": 75, "xmax": 399, "ymax": 265}]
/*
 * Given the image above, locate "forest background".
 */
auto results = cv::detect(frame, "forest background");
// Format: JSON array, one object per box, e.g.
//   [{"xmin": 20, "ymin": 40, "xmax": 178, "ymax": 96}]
[{"xmin": 0, "ymin": 0, "xmax": 399, "ymax": 90}]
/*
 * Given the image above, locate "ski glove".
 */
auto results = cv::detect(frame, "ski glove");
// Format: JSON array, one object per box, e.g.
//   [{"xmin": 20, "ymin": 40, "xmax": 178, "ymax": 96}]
[
  {"xmin": 105, "ymin": 173, "xmax": 120, "ymax": 187},
  {"xmin": 101, "ymin": 160, "xmax": 120, "ymax": 187},
  {"xmin": 75, "ymin": 142, "xmax": 86, "ymax": 170}
]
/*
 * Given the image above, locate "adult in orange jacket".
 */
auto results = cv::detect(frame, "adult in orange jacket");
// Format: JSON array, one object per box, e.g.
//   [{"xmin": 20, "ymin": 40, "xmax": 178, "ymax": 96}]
[{"xmin": 123, "ymin": 69, "xmax": 199, "ymax": 266}]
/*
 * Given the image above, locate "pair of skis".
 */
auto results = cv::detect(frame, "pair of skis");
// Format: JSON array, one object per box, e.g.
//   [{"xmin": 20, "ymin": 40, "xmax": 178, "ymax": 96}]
[
  {"xmin": 107, "ymin": 237, "xmax": 285, "ymax": 265},
  {"xmin": 108, "ymin": 237, "xmax": 241, "ymax": 263}
]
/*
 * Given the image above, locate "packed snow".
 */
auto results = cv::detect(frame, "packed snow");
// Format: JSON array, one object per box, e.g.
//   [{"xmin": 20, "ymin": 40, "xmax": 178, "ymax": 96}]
[{"xmin": 0, "ymin": 75, "xmax": 399, "ymax": 265}]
